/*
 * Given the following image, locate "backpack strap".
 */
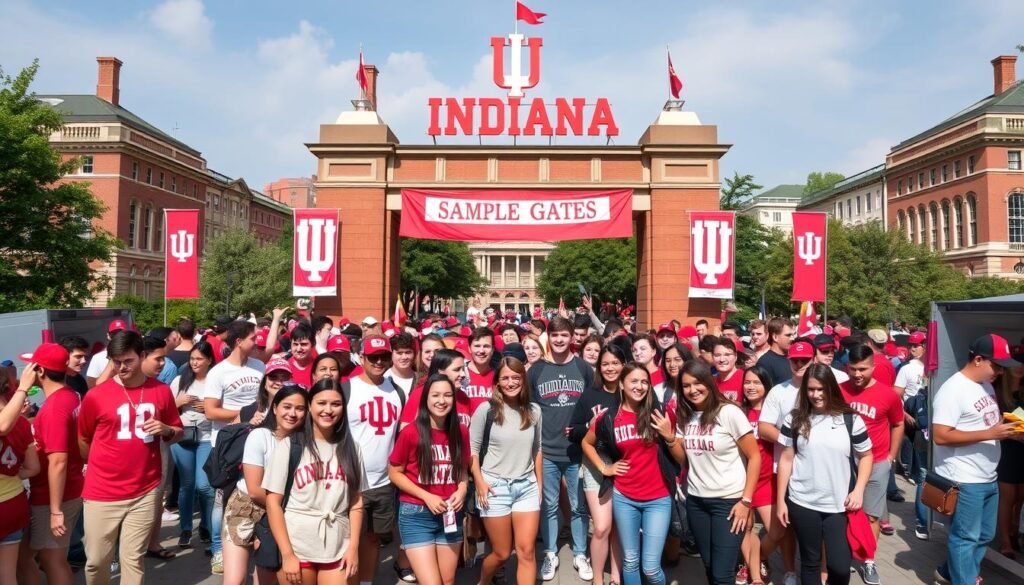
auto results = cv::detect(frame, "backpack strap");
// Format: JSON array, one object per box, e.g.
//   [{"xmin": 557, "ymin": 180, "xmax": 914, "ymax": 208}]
[
  {"xmin": 341, "ymin": 380, "xmax": 351, "ymax": 404},
  {"xmin": 281, "ymin": 435, "xmax": 303, "ymax": 509},
  {"xmin": 478, "ymin": 407, "xmax": 498, "ymax": 468}
]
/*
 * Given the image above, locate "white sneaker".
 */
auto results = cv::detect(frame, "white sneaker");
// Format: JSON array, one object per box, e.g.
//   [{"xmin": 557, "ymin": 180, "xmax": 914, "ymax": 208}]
[
  {"xmin": 161, "ymin": 508, "xmax": 179, "ymax": 522},
  {"xmin": 541, "ymin": 552, "xmax": 559, "ymax": 581},
  {"xmin": 574, "ymin": 555, "xmax": 593, "ymax": 581},
  {"xmin": 784, "ymin": 572, "xmax": 798, "ymax": 585}
]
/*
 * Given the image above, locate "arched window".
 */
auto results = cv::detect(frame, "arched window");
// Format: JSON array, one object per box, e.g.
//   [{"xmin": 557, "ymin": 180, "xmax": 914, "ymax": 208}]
[
  {"xmin": 1009, "ymin": 192, "xmax": 1024, "ymax": 244},
  {"xmin": 907, "ymin": 208, "xmax": 917, "ymax": 244},
  {"xmin": 953, "ymin": 197, "xmax": 964, "ymax": 248},
  {"xmin": 929, "ymin": 203, "xmax": 939, "ymax": 250},
  {"xmin": 941, "ymin": 200, "xmax": 951, "ymax": 250},
  {"xmin": 897, "ymin": 210, "xmax": 905, "ymax": 237},
  {"xmin": 154, "ymin": 210, "xmax": 164, "ymax": 252},
  {"xmin": 128, "ymin": 200, "xmax": 138, "ymax": 248},
  {"xmin": 918, "ymin": 204, "xmax": 927, "ymax": 246},
  {"xmin": 967, "ymin": 194, "xmax": 978, "ymax": 246},
  {"xmin": 143, "ymin": 205, "xmax": 152, "ymax": 251}
]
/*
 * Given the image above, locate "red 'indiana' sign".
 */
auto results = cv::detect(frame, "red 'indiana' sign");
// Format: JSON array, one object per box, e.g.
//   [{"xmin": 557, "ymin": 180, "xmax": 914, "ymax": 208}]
[{"xmin": 399, "ymin": 189, "xmax": 633, "ymax": 242}]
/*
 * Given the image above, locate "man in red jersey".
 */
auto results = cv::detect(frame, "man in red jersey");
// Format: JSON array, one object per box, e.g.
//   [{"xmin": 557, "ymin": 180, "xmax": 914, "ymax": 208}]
[
  {"xmin": 78, "ymin": 331, "xmax": 182, "ymax": 585},
  {"xmin": 463, "ymin": 327, "xmax": 495, "ymax": 418},
  {"xmin": 286, "ymin": 323, "xmax": 317, "ymax": 388}
]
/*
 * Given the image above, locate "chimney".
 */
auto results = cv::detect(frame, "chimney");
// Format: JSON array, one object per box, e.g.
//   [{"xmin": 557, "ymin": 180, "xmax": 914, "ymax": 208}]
[
  {"xmin": 363, "ymin": 63, "xmax": 378, "ymax": 111},
  {"xmin": 991, "ymin": 55, "xmax": 1017, "ymax": 96},
  {"xmin": 96, "ymin": 56, "xmax": 123, "ymax": 106}
]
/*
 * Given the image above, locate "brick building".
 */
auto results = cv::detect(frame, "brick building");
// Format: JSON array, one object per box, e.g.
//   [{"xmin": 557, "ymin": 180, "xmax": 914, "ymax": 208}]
[
  {"xmin": 264, "ymin": 176, "xmax": 316, "ymax": 208},
  {"xmin": 250, "ymin": 191, "xmax": 291, "ymax": 245}
]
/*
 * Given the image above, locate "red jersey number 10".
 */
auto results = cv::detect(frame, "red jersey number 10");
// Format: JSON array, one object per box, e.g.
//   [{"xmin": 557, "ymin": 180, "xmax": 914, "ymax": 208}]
[{"xmin": 116, "ymin": 403, "xmax": 157, "ymax": 443}]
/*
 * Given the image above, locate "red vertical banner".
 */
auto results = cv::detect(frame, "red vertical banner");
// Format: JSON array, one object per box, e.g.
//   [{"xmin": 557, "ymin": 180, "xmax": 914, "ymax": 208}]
[
  {"xmin": 164, "ymin": 210, "xmax": 200, "ymax": 299},
  {"xmin": 293, "ymin": 209, "xmax": 340, "ymax": 297},
  {"xmin": 791, "ymin": 212, "xmax": 828, "ymax": 302},
  {"xmin": 689, "ymin": 211, "xmax": 736, "ymax": 299}
]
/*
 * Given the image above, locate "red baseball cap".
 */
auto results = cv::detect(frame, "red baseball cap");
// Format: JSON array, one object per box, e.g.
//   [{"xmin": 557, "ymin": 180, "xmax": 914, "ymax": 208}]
[
  {"xmin": 969, "ymin": 334, "xmax": 1021, "ymax": 368},
  {"xmin": 327, "ymin": 335, "xmax": 351, "ymax": 353},
  {"xmin": 657, "ymin": 323, "xmax": 676, "ymax": 336},
  {"xmin": 908, "ymin": 331, "xmax": 926, "ymax": 345},
  {"xmin": 678, "ymin": 325, "xmax": 698, "ymax": 338},
  {"xmin": 732, "ymin": 338, "xmax": 745, "ymax": 354},
  {"xmin": 451, "ymin": 337, "xmax": 470, "ymax": 359},
  {"xmin": 19, "ymin": 343, "xmax": 70, "ymax": 372},
  {"xmin": 362, "ymin": 335, "xmax": 391, "ymax": 356},
  {"xmin": 108, "ymin": 319, "xmax": 129, "ymax": 333},
  {"xmin": 787, "ymin": 341, "xmax": 814, "ymax": 360},
  {"xmin": 264, "ymin": 358, "xmax": 292, "ymax": 377},
  {"xmin": 445, "ymin": 316, "xmax": 458, "ymax": 328},
  {"xmin": 255, "ymin": 328, "xmax": 269, "ymax": 348},
  {"xmin": 338, "ymin": 317, "xmax": 351, "ymax": 327},
  {"xmin": 382, "ymin": 322, "xmax": 397, "ymax": 338}
]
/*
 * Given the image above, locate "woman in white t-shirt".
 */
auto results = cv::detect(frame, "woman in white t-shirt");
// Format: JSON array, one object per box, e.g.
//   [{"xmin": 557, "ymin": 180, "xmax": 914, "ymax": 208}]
[
  {"xmin": 675, "ymin": 360, "xmax": 760, "ymax": 585},
  {"xmin": 776, "ymin": 365, "xmax": 872, "ymax": 585},
  {"xmin": 264, "ymin": 378, "xmax": 366, "ymax": 585},
  {"xmin": 222, "ymin": 384, "xmax": 308, "ymax": 585},
  {"xmin": 169, "ymin": 341, "xmax": 215, "ymax": 549}
]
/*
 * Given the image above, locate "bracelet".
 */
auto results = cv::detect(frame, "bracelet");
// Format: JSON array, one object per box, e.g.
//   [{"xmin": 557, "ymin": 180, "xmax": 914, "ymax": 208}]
[
  {"xmin": 664, "ymin": 436, "xmax": 677, "ymax": 447},
  {"xmin": 51, "ymin": 512, "xmax": 64, "ymax": 516},
  {"xmin": 740, "ymin": 498, "xmax": 753, "ymax": 508}
]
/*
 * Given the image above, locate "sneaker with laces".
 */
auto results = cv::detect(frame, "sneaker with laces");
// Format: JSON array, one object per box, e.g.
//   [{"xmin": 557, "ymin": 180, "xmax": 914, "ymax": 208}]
[
  {"xmin": 735, "ymin": 565, "xmax": 750, "ymax": 585},
  {"xmin": 541, "ymin": 552, "xmax": 559, "ymax": 581},
  {"xmin": 211, "ymin": 553, "xmax": 224, "ymax": 575},
  {"xmin": 861, "ymin": 562, "xmax": 880, "ymax": 585},
  {"xmin": 573, "ymin": 555, "xmax": 593, "ymax": 581},
  {"xmin": 783, "ymin": 571, "xmax": 797, "ymax": 585},
  {"xmin": 915, "ymin": 525, "xmax": 929, "ymax": 540},
  {"xmin": 879, "ymin": 520, "xmax": 895, "ymax": 536}
]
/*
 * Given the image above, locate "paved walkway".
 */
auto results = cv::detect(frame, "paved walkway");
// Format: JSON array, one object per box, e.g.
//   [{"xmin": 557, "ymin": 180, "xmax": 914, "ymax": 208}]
[{"xmin": 69, "ymin": 477, "xmax": 1021, "ymax": 585}]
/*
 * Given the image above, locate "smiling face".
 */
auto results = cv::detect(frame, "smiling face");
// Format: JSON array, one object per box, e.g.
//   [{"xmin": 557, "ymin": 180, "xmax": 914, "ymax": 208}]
[
  {"xmin": 426, "ymin": 380, "xmax": 454, "ymax": 420},
  {"xmin": 681, "ymin": 371, "xmax": 710, "ymax": 410},
  {"xmin": 68, "ymin": 349, "xmax": 88, "ymax": 374},
  {"xmin": 420, "ymin": 339, "xmax": 444, "ymax": 370},
  {"xmin": 497, "ymin": 365, "xmax": 524, "ymax": 400},
  {"xmin": 621, "ymin": 367, "xmax": 650, "ymax": 406},
  {"xmin": 632, "ymin": 339, "xmax": 655, "ymax": 366},
  {"xmin": 363, "ymin": 351, "xmax": 392, "ymax": 377},
  {"xmin": 310, "ymin": 389, "xmax": 344, "ymax": 434},
  {"xmin": 742, "ymin": 370, "xmax": 766, "ymax": 405},
  {"xmin": 712, "ymin": 345, "xmax": 737, "ymax": 374},
  {"xmin": 582, "ymin": 341, "xmax": 601, "ymax": 366},
  {"xmin": 274, "ymin": 393, "xmax": 308, "ymax": 433},
  {"xmin": 789, "ymin": 356, "xmax": 811, "ymax": 382},
  {"xmin": 814, "ymin": 345, "xmax": 835, "ymax": 366},
  {"xmin": 599, "ymin": 351, "xmax": 624, "ymax": 386},
  {"xmin": 442, "ymin": 356, "xmax": 466, "ymax": 387},
  {"xmin": 392, "ymin": 348, "xmax": 415, "ymax": 372},
  {"xmin": 548, "ymin": 330, "xmax": 572, "ymax": 356},
  {"xmin": 265, "ymin": 370, "xmax": 291, "ymax": 400},
  {"xmin": 847, "ymin": 357, "xmax": 874, "ymax": 389},
  {"xmin": 523, "ymin": 338, "xmax": 543, "ymax": 363},
  {"xmin": 314, "ymin": 357, "xmax": 341, "ymax": 382},
  {"xmin": 662, "ymin": 347, "xmax": 684, "ymax": 379},
  {"xmin": 806, "ymin": 377, "xmax": 827, "ymax": 413},
  {"xmin": 470, "ymin": 337, "xmax": 494, "ymax": 370}
]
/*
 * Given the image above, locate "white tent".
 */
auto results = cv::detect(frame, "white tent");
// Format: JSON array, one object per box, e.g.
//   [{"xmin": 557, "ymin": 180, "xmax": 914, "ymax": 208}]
[{"xmin": 930, "ymin": 293, "xmax": 1024, "ymax": 389}]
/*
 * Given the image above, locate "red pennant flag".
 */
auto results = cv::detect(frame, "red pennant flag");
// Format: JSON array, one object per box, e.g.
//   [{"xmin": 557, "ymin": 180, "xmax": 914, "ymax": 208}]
[
  {"xmin": 293, "ymin": 209, "xmax": 340, "ymax": 297},
  {"xmin": 668, "ymin": 50, "xmax": 683, "ymax": 99},
  {"xmin": 558, "ymin": 296, "xmax": 566, "ymax": 314},
  {"xmin": 791, "ymin": 212, "xmax": 827, "ymax": 302},
  {"xmin": 165, "ymin": 210, "xmax": 200, "ymax": 299},
  {"xmin": 516, "ymin": 1, "xmax": 546, "ymax": 25},
  {"xmin": 394, "ymin": 295, "xmax": 408, "ymax": 328},
  {"xmin": 796, "ymin": 301, "xmax": 818, "ymax": 337},
  {"xmin": 356, "ymin": 49, "xmax": 368, "ymax": 95},
  {"xmin": 688, "ymin": 211, "xmax": 736, "ymax": 299}
]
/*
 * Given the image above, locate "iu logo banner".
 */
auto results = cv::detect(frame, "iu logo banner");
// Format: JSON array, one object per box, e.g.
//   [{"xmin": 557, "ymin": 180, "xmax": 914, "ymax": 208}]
[
  {"xmin": 294, "ymin": 209, "xmax": 340, "ymax": 297},
  {"xmin": 688, "ymin": 211, "xmax": 735, "ymax": 299},
  {"xmin": 164, "ymin": 210, "xmax": 199, "ymax": 299},
  {"xmin": 791, "ymin": 212, "xmax": 828, "ymax": 302}
]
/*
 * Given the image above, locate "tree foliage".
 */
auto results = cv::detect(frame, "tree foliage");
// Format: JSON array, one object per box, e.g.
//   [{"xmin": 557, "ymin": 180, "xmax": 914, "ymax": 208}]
[
  {"xmin": 109, "ymin": 294, "xmax": 198, "ymax": 334},
  {"xmin": 400, "ymin": 239, "xmax": 488, "ymax": 302},
  {"xmin": 803, "ymin": 171, "xmax": 846, "ymax": 196},
  {"xmin": 537, "ymin": 238, "xmax": 636, "ymax": 309},
  {"xmin": 0, "ymin": 59, "xmax": 119, "ymax": 311},
  {"xmin": 720, "ymin": 172, "xmax": 763, "ymax": 210},
  {"xmin": 199, "ymin": 228, "xmax": 292, "ymax": 322}
]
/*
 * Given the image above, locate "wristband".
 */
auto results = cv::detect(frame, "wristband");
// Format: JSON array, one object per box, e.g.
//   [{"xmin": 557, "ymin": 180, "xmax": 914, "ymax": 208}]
[
  {"xmin": 51, "ymin": 512, "xmax": 64, "ymax": 516},
  {"xmin": 740, "ymin": 498, "xmax": 753, "ymax": 508}
]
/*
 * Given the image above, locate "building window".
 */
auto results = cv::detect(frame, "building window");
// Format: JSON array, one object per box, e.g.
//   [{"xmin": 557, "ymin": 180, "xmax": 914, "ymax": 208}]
[
  {"xmin": 866, "ymin": 192, "xmax": 873, "ymax": 212},
  {"xmin": 159, "ymin": 172, "xmax": 165, "ymax": 189},
  {"xmin": 1009, "ymin": 193, "xmax": 1024, "ymax": 244},
  {"xmin": 847, "ymin": 199, "xmax": 852, "ymax": 217},
  {"xmin": 918, "ymin": 173, "xmax": 924, "ymax": 189},
  {"xmin": 171, "ymin": 176, "xmax": 176, "ymax": 192},
  {"xmin": 942, "ymin": 165, "xmax": 948, "ymax": 182},
  {"xmin": 132, "ymin": 162, "xmax": 139, "ymax": 181},
  {"xmin": 967, "ymin": 194, "xmax": 977, "ymax": 246},
  {"xmin": 856, "ymin": 196, "xmax": 862, "ymax": 215},
  {"xmin": 897, "ymin": 180, "xmax": 903, "ymax": 196},
  {"xmin": 146, "ymin": 168, "xmax": 152, "ymax": 184},
  {"xmin": 907, "ymin": 208, "xmax": 917, "ymax": 243},
  {"xmin": 128, "ymin": 200, "xmax": 138, "ymax": 248},
  {"xmin": 954, "ymin": 197, "xmax": 964, "ymax": 248},
  {"xmin": 942, "ymin": 200, "xmax": 951, "ymax": 250},
  {"xmin": 954, "ymin": 160, "xmax": 962, "ymax": 178},
  {"xmin": 930, "ymin": 169, "xmax": 936, "ymax": 186},
  {"xmin": 968, "ymin": 156, "xmax": 975, "ymax": 174},
  {"xmin": 929, "ymin": 203, "xmax": 939, "ymax": 250},
  {"xmin": 773, "ymin": 211, "xmax": 782, "ymax": 223},
  {"xmin": 897, "ymin": 210, "xmax": 905, "ymax": 235},
  {"xmin": 918, "ymin": 205, "xmax": 927, "ymax": 245},
  {"xmin": 1010, "ymin": 151, "xmax": 1022, "ymax": 171},
  {"xmin": 214, "ymin": 196, "xmax": 220, "ymax": 211},
  {"xmin": 143, "ymin": 205, "xmax": 152, "ymax": 251},
  {"xmin": 155, "ymin": 212, "xmax": 163, "ymax": 252},
  {"xmin": 193, "ymin": 185, "xmax": 198, "ymax": 198}
]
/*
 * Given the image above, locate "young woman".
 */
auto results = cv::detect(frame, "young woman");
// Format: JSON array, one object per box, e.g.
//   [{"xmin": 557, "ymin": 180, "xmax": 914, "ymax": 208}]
[
  {"xmin": 170, "ymin": 341, "xmax": 215, "ymax": 548},
  {"xmin": 401, "ymin": 349, "xmax": 471, "ymax": 430},
  {"xmin": 499, "ymin": 324, "xmax": 521, "ymax": 346},
  {"xmin": 711, "ymin": 338, "xmax": 743, "ymax": 402},
  {"xmin": 655, "ymin": 343, "xmax": 692, "ymax": 407},
  {"xmin": 996, "ymin": 362, "xmax": 1024, "ymax": 557},
  {"xmin": 311, "ymin": 353, "xmax": 343, "ymax": 384},
  {"xmin": 582, "ymin": 364, "xmax": 683, "ymax": 585},
  {"xmin": 776, "ymin": 365, "xmax": 872, "ymax": 585},
  {"xmin": 222, "ymin": 385, "xmax": 308, "ymax": 585},
  {"xmin": 675, "ymin": 361, "xmax": 760, "ymax": 585},
  {"xmin": 569, "ymin": 346, "xmax": 626, "ymax": 585},
  {"xmin": 263, "ymin": 379, "xmax": 366, "ymax": 585},
  {"xmin": 389, "ymin": 374, "xmax": 470, "ymax": 585},
  {"xmin": 522, "ymin": 335, "xmax": 545, "ymax": 369},
  {"xmin": 657, "ymin": 341, "xmax": 695, "ymax": 566},
  {"xmin": 0, "ymin": 378, "xmax": 40, "ymax": 585},
  {"xmin": 580, "ymin": 334, "xmax": 604, "ymax": 368},
  {"xmin": 631, "ymin": 334, "xmax": 663, "ymax": 388},
  {"xmin": 418, "ymin": 334, "xmax": 447, "ymax": 379},
  {"xmin": 739, "ymin": 366, "xmax": 779, "ymax": 585},
  {"xmin": 471, "ymin": 358, "xmax": 543, "ymax": 585}
]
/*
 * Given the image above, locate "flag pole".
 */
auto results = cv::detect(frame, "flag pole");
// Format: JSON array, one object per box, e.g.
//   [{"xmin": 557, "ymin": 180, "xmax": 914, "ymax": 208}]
[
  {"xmin": 163, "ymin": 209, "xmax": 168, "ymax": 326},
  {"xmin": 514, "ymin": 0, "xmax": 518, "ymax": 35},
  {"xmin": 667, "ymin": 45, "xmax": 671, "ymax": 100},
  {"xmin": 359, "ymin": 43, "xmax": 365, "ymax": 101}
]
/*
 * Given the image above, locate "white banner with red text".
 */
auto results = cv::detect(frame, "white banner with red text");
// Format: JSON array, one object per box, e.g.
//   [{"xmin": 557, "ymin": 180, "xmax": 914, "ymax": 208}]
[
  {"xmin": 164, "ymin": 209, "xmax": 200, "ymax": 299},
  {"xmin": 399, "ymin": 189, "xmax": 633, "ymax": 242},
  {"xmin": 688, "ymin": 211, "xmax": 736, "ymax": 299},
  {"xmin": 293, "ymin": 208, "xmax": 340, "ymax": 297}
]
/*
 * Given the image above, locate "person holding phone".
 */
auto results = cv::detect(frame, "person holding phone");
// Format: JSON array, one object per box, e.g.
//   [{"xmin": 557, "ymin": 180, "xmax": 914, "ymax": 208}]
[{"xmin": 169, "ymin": 341, "xmax": 215, "ymax": 549}]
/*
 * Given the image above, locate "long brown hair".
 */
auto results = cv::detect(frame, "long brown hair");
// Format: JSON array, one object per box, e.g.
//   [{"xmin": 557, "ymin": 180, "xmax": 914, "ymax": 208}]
[
  {"xmin": 619, "ymin": 362, "xmax": 657, "ymax": 443},
  {"xmin": 415, "ymin": 374, "xmax": 466, "ymax": 484},
  {"xmin": 489, "ymin": 357, "xmax": 535, "ymax": 430},
  {"xmin": 676, "ymin": 360, "xmax": 732, "ymax": 431},
  {"xmin": 790, "ymin": 364, "xmax": 853, "ymax": 441}
]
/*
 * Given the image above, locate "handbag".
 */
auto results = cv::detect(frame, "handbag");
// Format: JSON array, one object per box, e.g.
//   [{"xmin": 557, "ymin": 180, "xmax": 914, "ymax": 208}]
[
  {"xmin": 921, "ymin": 471, "xmax": 959, "ymax": 515},
  {"xmin": 178, "ymin": 426, "xmax": 201, "ymax": 448}
]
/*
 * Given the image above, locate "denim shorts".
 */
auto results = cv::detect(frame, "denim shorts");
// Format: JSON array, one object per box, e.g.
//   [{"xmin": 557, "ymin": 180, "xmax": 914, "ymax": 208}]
[
  {"xmin": 397, "ymin": 502, "xmax": 463, "ymax": 548},
  {"xmin": 479, "ymin": 473, "xmax": 540, "ymax": 517},
  {"xmin": 0, "ymin": 529, "xmax": 23, "ymax": 545}
]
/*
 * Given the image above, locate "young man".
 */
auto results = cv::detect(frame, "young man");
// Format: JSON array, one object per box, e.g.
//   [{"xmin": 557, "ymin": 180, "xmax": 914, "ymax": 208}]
[
  {"xmin": 656, "ymin": 323, "xmax": 678, "ymax": 350},
  {"xmin": 720, "ymin": 321, "xmax": 741, "ymax": 342},
  {"xmin": 894, "ymin": 331, "xmax": 928, "ymax": 529},
  {"xmin": 464, "ymin": 328, "xmax": 495, "ymax": 422},
  {"xmin": 865, "ymin": 329, "xmax": 897, "ymax": 386},
  {"xmin": 813, "ymin": 333, "xmax": 849, "ymax": 383},
  {"xmin": 144, "ymin": 328, "xmax": 180, "ymax": 384},
  {"xmin": 748, "ymin": 319, "xmax": 770, "ymax": 360},
  {"xmin": 755, "ymin": 317, "xmax": 794, "ymax": 387},
  {"xmin": 385, "ymin": 332, "xmax": 417, "ymax": 393},
  {"xmin": 203, "ymin": 321, "xmax": 264, "ymax": 573},
  {"xmin": 695, "ymin": 319, "xmax": 709, "ymax": 339},
  {"xmin": 311, "ymin": 315, "xmax": 334, "ymax": 353},
  {"xmin": 348, "ymin": 335, "xmax": 403, "ymax": 585},
  {"xmin": 85, "ymin": 319, "xmax": 129, "ymax": 387},
  {"xmin": 326, "ymin": 334, "xmax": 363, "ymax": 381},
  {"xmin": 932, "ymin": 335, "xmax": 1022, "ymax": 585},
  {"xmin": 286, "ymin": 323, "xmax": 316, "ymax": 388},
  {"xmin": 840, "ymin": 345, "xmax": 904, "ymax": 585},
  {"xmin": 59, "ymin": 336, "xmax": 90, "ymax": 397},
  {"xmin": 78, "ymin": 331, "xmax": 182, "ymax": 585},
  {"xmin": 528, "ymin": 317, "xmax": 592, "ymax": 582},
  {"xmin": 165, "ymin": 319, "xmax": 195, "ymax": 370},
  {"xmin": 20, "ymin": 343, "xmax": 81, "ymax": 585},
  {"xmin": 572, "ymin": 315, "xmax": 591, "ymax": 347}
]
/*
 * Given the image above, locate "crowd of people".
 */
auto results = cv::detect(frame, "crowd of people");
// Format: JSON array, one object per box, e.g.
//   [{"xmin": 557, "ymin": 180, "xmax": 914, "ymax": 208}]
[{"xmin": 0, "ymin": 304, "xmax": 1022, "ymax": 585}]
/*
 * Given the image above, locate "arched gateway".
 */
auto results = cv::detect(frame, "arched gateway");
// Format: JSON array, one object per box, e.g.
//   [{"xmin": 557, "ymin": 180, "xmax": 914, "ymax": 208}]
[{"xmin": 305, "ymin": 33, "xmax": 731, "ymax": 329}]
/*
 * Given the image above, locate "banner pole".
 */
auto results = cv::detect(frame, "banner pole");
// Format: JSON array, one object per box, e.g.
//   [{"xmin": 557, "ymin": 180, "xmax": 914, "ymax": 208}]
[{"xmin": 163, "ymin": 209, "xmax": 168, "ymax": 326}]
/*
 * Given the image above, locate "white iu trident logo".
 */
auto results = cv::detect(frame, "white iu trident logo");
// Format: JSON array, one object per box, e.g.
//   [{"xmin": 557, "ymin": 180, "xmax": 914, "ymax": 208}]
[
  {"xmin": 169, "ymin": 230, "xmax": 194, "ymax": 263},
  {"xmin": 796, "ymin": 232, "xmax": 823, "ymax": 265},
  {"xmin": 490, "ymin": 34, "xmax": 542, "ymax": 98},
  {"xmin": 296, "ymin": 218, "xmax": 337, "ymax": 282},
  {"xmin": 692, "ymin": 220, "xmax": 733, "ymax": 285}
]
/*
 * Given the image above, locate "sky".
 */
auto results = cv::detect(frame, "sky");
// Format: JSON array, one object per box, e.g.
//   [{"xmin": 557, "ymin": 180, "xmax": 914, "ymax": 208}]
[{"xmin": 2, "ymin": 0, "xmax": 1023, "ymax": 193}]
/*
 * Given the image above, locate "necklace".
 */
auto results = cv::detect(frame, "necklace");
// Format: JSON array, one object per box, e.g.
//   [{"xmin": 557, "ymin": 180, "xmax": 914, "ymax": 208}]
[
  {"xmin": 120, "ymin": 378, "xmax": 145, "ymax": 411},
  {"xmin": 316, "ymin": 440, "xmax": 338, "ymax": 490}
]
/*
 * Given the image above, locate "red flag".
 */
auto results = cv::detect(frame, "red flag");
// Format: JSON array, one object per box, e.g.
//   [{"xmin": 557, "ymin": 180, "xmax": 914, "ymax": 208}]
[
  {"xmin": 668, "ymin": 50, "xmax": 683, "ymax": 99},
  {"xmin": 796, "ymin": 301, "xmax": 818, "ymax": 337},
  {"xmin": 791, "ymin": 212, "xmax": 827, "ymax": 302},
  {"xmin": 293, "ymin": 209, "xmax": 340, "ymax": 297},
  {"xmin": 558, "ymin": 296, "xmax": 566, "ymax": 314},
  {"xmin": 356, "ymin": 50, "xmax": 368, "ymax": 95},
  {"xmin": 165, "ymin": 209, "xmax": 200, "ymax": 299},
  {"xmin": 516, "ymin": 1, "xmax": 545, "ymax": 25},
  {"xmin": 394, "ymin": 295, "xmax": 408, "ymax": 327},
  {"xmin": 689, "ymin": 211, "xmax": 736, "ymax": 299}
]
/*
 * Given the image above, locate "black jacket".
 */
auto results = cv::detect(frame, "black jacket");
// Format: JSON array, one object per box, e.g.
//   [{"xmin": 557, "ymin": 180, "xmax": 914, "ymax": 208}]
[
  {"xmin": 590, "ymin": 402, "xmax": 682, "ymax": 498},
  {"xmin": 568, "ymin": 385, "xmax": 621, "ymax": 444}
]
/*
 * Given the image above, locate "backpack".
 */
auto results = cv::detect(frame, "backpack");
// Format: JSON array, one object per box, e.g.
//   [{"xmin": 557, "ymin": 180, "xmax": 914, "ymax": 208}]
[
  {"xmin": 203, "ymin": 422, "xmax": 254, "ymax": 498},
  {"xmin": 252, "ymin": 434, "xmax": 304, "ymax": 570}
]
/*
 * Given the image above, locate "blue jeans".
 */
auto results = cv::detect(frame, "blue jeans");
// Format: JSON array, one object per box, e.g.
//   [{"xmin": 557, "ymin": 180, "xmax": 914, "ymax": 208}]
[
  {"xmin": 913, "ymin": 458, "xmax": 928, "ymax": 530},
  {"xmin": 612, "ymin": 490, "xmax": 671, "ymax": 585},
  {"xmin": 211, "ymin": 490, "xmax": 224, "ymax": 555},
  {"xmin": 938, "ymin": 481, "xmax": 998, "ymax": 585},
  {"xmin": 541, "ymin": 458, "xmax": 587, "ymax": 556},
  {"xmin": 170, "ymin": 441, "xmax": 214, "ymax": 534}
]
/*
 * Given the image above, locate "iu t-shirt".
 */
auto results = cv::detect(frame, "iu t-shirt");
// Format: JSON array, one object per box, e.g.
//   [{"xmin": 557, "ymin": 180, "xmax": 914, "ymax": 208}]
[
  {"xmin": 715, "ymin": 370, "xmax": 744, "ymax": 402},
  {"xmin": 840, "ymin": 381, "xmax": 903, "ymax": 462},
  {"xmin": 400, "ymin": 381, "xmax": 471, "ymax": 429},
  {"xmin": 604, "ymin": 408, "xmax": 676, "ymax": 502},
  {"xmin": 30, "ymin": 387, "xmax": 85, "ymax": 505},
  {"xmin": 78, "ymin": 378, "xmax": 182, "ymax": 502},
  {"xmin": 677, "ymin": 403, "xmax": 751, "ymax": 499},
  {"xmin": 462, "ymin": 367, "xmax": 493, "ymax": 417},
  {"xmin": 204, "ymin": 357, "xmax": 265, "ymax": 444},
  {"xmin": 388, "ymin": 425, "xmax": 470, "ymax": 506},
  {"xmin": 347, "ymin": 375, "xmax": 404, "ymax": 490},
  {"xmin": 932, "ymin": 371, "xmax": 1002, "ymax": 483},
  {"xmin": 0, "ymin": 417, "xmax": 33, "ymax": 502}
]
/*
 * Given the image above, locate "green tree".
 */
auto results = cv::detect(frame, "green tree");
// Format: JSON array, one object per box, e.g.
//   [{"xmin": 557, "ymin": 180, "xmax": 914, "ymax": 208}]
[
  {"xmin": 199, "ymin": 228, "xmax": 292, "ymax": 322},
  {"xmin": 720, "ymin": 172, "xmax": 763, "ymax": 210},
  {"xmin": 400, "ymin": 239, "xmax": 488, "ymax": 303},
  {"xmin": 108, "ymin": 294, "xmax": 198, "ymax": 333},
  {"xmin": 733, "ymin": 215, "xmax": 791, "ymax": 319},
  {"xmin": 536, "ymin": 238, "xmax": 636, "ymax": 309},
  {"xmin": 803, "ymin": 171, "xmax": 846, "ymax": 196},
  {"xmin": 0, "ymin": 59, "xmax": 119, "ymax": 311}
]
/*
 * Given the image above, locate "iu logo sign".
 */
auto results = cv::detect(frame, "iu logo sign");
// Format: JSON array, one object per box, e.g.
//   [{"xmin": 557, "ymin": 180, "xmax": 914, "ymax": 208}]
[
  {"xmin": 359, "ymin": 396, "xmax": 398, "ymax": 436},
  {"xmin": 164, "ymin": 210, "xmax": 199, "ymax": 299},
  {"xmin": 688, "ymin": 212, "xmax": 735, "ymax": 299},
  {"xmin": 791, "ymin": 212, "xmax": 828, "ymax": 302},
  {"xmin": 491, "ymin": 34, "xmax": 542, "ymax": 98},
  {"xmin": 169, "ymin": 230, "xmax": 195, "ymax": 263},
  {"xmin": 293, "ymin": 209, "xmax": 340, "ymax": 296},
  {"xmin": 796, "ymin": 232, "xmax": 823, "ymax": 265}
]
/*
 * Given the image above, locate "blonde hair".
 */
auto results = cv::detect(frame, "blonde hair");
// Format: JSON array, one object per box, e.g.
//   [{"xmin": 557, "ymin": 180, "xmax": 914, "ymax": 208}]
[{"xmin": 522, "ymin": 333, "xmax": 550, "ymax": 362}]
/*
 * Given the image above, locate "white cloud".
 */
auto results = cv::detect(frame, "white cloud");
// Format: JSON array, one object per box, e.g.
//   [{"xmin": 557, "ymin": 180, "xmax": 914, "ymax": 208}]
[{"xmin": 149, "ymin": 0, "xmax": 212, "ymax": 51}]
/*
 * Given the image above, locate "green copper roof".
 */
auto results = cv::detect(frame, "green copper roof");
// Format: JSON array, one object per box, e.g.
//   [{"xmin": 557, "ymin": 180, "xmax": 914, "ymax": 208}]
[
  {"xmin": 753, "ymin": 184, "xmax": 805, "ymax": 200},
  {"xmin": 893, "ymin": 80, "xmax": 1024, "ymax": 152},
  {"xmin": 799, "ymin": 164, "xmax": 885, "ymax": 208}
]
